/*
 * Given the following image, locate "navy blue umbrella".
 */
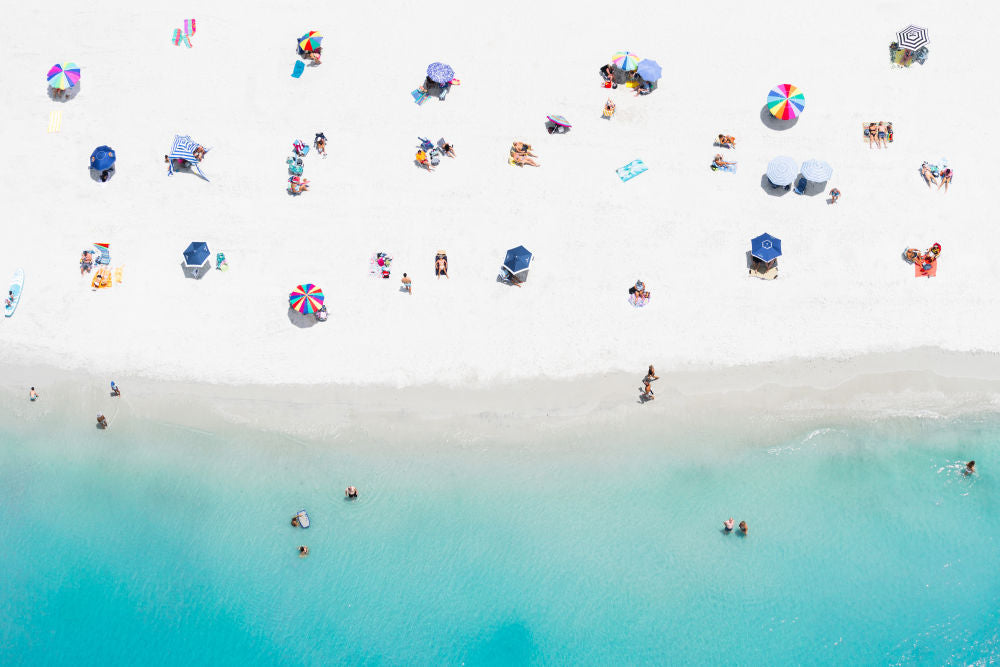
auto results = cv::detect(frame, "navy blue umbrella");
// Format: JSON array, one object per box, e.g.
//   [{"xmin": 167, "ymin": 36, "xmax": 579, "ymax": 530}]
[
  {"xmin": 751, "ymin": 233, "xmax": 782, "ymax": 262},
  {"xmin": 503, "ymin": 246, "xmax": 532, "ymax": 274},
  {"xmin": 183, "ymin": 242, "xmax": 211, "ymax": 268},
  {"xmin": 90, "ymin": 146, "xmax": 115, "ymax": 171},
  {"xmin": 426, "ymin": 62, "xmax": 455, "ymax": 84}
]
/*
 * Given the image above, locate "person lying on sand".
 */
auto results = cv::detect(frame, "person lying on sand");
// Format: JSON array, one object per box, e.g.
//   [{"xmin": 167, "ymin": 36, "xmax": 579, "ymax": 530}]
[
  {"xmin": 440, "ymin": 140, "xmax": 456, "ymax": 158},
  {"xmin": 435, "ymin": 256, "xmax": 448, "ymax": 278},
  {"xmin": 510, "ymin": 152, "xmax": 539, "ymax": 167},
  {"xmin": 718, "ymin": 134, "xmax": 736, "ymax": 148},
  {"xmin": 713, "ymin": 154, "xmax": 734, "ymax": 168},
  {"xmin": 511, "ymin": 142, "xmax": 536, "ymax": 157},
  {"xmin": 920, "ymin": 162, "xmax": 937, "ymax": 187}
]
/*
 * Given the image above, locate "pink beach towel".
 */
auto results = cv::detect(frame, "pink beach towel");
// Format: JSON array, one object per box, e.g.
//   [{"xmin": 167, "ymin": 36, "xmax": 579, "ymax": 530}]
[
  {"xmin": 172, "ymin": 28, "xmax": 182, "ymax": 46},
  {"xmin": 184, "ymin": 19, "xmax": 196, "ymax": 35}
]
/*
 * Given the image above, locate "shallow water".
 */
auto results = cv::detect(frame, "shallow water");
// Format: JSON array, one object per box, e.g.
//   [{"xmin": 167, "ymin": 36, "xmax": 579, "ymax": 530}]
[{"xmin": 1, "ymin": 410, "xmax": 998, "ymax": 665}]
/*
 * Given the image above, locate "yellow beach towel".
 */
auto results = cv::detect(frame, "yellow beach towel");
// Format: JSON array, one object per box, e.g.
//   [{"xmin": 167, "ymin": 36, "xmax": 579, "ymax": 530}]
[{"xmin": 48, "ymin": 111, "xmax": 62, "ymax": 133}]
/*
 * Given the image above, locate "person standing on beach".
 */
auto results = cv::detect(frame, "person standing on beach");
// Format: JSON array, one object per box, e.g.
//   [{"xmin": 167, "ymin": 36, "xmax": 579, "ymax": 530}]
[
  {"xmin": 97, "ymin": 412, "xmax": 108, "ymax": 429},
  {"xmin": 642, "ymin": 365, "xmax": 659, "ymax": 399},
  {"xmin": 111, "ymin": 381, "xmax": 121, "ymax": 397},
  {"xmin": 401, "ymin": 273, "xmax": 412, "ymax": 294},
  {"xmin": 29, "ymin": 387, "xmax": 38, "ymax": 402}
]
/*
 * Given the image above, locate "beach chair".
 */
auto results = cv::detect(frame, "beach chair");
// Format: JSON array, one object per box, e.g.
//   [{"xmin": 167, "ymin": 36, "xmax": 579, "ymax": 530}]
[
  {"xmin": 93, "ymin": 244, "xmax": 111, "ymax": 265},
  {"xmin": 287, "ymin": 156, "xmax": 304, "ymax": 175}
]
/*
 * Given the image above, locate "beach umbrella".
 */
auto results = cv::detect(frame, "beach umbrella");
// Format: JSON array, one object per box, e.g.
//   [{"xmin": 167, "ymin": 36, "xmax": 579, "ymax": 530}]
[
  {"xmin": 47, "ymin": 62, "xmax": 80, "ymax": 90},
  {"xmin": 546, "ymin": 114, "xmax": 572, "ymax": 127},
  {"xmin": 611, "ymin": 51, "xmax": 640, "ymax": 71},
  {"xmin": 183, "ymin": 242, "xmax": 211, "ymax": 268},
  {"xmin": 636, "ymin": 59, "xmax": 662, "ymax": 81},
  {"xmin": 751, "ymin": 233, "xmax": 782, "ymax": 263},
  {"xmin": 503, "ymin": 245, "xmax": 532, "ymax": 274},
  {"xmin": 766, "ymin": 156, "xmax": 798, "ymax": 187},
  {"xmin": 289, "ymin": 284, "xmax": 324, "ymax": 314},
  {"xmin": 89, "ymin": 146, "xmax": 115, "ymax": 171},
  {"xmin": 426, "ymin": 62, "xmax": 455, "ymax": 84},
  {"xmin": 298, "ymin": 31, "xmax": 322, "ymax": 51},
  {"xmin": 766, "ymin": 84, "xmax": 805, "ymax": 120},
  {"xmin": 896, "ymin": 25, "xmax": 928, "ymax": 50},
  {"xmin": 800, "ymin": 159, "xmax": 833, "ymax": 183}
]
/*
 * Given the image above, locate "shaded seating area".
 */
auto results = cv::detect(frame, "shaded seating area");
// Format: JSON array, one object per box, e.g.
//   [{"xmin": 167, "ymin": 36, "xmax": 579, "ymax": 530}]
[
  {"xmin": 499, "ymin": 245, "xmax": 531, "ymax": 286},
  {"xmin": 749, "ymin": 233, "xmax": 781, "ymax": 280}
]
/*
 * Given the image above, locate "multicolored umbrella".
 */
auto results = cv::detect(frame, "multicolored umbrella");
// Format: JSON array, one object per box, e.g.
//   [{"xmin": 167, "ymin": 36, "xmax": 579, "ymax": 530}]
[
  {"xmin": 546, "ymin": 114, "xmax": 572, "ymax": 127},
  {"xmin": 426, "ymin": 62, "xmax": 455, "ymax": 84},
  {"xmin": 298, "ymin": 31, "xmax": 322, "ymax": 51},
  {"xmin": 47, "ymin": 62, "xmax": 80, "ymax": 90},
  {"xmin": 896, "ymin": 25, "xmax": 928, "ymax": 50},
  {"xmin": 611, "ymin": 51, "xmax": 640, "ymax": 71},
  {"xmin": 766, "ymin": 84, "xmax": 805, "ymax": 120},
  {"xmin": 289, "ymin": 284, "xmax": 324, "ymax": 314}
]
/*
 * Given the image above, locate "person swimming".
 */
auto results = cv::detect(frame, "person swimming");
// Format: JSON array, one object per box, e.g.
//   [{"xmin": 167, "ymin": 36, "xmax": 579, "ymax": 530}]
[
  {"xmin": 291, "ymin": 515, "xmax": 299, "ymax": 527},
  {"xmin": 298, "ymin": 545, "xmax": 309, "ymax": 557},
  {"xmin": 739, "ymin": 521, "xmax": 748, "ymax": 536},
  {"xmin": 724, "ymin": 518, "xmax": 734, "ymax": 533},
  {"xmin": 964, "ymin": 460, "xmax": 976, "ymax": 476},
  {"xmin": 346, "ymin": 486, "xmax": 358, "ymax": 499}
]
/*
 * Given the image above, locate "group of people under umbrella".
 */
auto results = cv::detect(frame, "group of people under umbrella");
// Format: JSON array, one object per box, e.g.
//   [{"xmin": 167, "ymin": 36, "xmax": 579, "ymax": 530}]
[
  {"xmin": 890, "ymin": 25, "xmax": 929, "ymax": 67},
  {"xmin": 598, "ymin": 51, "xmax": 661, "ymax": 95},
  {"xmin": 183, "ymin": 241, "xmax": 227, "ymax": 277},
  {"xmin": 47, "ymin": 62, "xmax": 80, "ymax": 99},
  {"xmin": 416, "ymin": 62, "xmax": 459, "ymax": 103}
]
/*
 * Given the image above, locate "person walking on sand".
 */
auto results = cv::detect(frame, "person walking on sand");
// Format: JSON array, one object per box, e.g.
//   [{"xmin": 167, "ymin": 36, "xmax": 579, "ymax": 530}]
[
  {"xmin": 97, "ymin": 412, "xmax": 108, "ymax": 429},
  {"xmin": 111, "ymin": 381, "xmax": 120, "ymax": 397},
  {"xmin": 829, "ymin": 188, "xmax": 841, "ymax": 204},
  {"xmin": 642, "ymin": 365, "xmax": 658, "ymax": 400},
  {"xmin": 29, "ymin": 387, "xmax": 38, "ymax": 402},
  {"xmin": 401, "ymin": 273, "xmax": 412, "ymax": 294}
]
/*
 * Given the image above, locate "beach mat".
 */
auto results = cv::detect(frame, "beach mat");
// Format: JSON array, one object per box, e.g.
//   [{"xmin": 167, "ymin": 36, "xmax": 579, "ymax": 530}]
[
  {"xmin": 915, "ymin": 259, "xmax": 937, "ymax": 278},
  {"xmin": 172, "ymin": 28, "xmax": 182, "ymax": 46},
  {"xmin": 47, "ymin": 110, "xmax": 62, "ymax": 133},
  {"xmin": 184, "ymin": 19, "xmax": 196, "ymax": 35},
  {"xmin": 292, "ymin": 61, "xmax": 305, "ymax": 78},
  {"xmin": 616, "ymin": 159, "xmax": 647, "ymax": 182},
  {"xmin": 411, "ymin": 89, "xmax": 427, "ymax": 104}
]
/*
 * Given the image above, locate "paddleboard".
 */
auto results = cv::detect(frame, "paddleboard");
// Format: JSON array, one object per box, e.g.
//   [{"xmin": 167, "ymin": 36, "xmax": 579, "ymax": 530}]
[
  {"xmin": 295, "ymin": 509, "xmax": 310, "ymax": 528},
  {"xmin": 4, "ymin": 269, "xmax": 23, "ymax": 318}
]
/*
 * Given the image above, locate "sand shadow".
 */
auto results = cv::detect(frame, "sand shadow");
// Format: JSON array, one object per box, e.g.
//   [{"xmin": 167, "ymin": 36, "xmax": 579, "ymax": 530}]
[
  {"xmin": 759, "ymin": 104, "xmax": 798, "ymax": 131},
  {"xmin": 760, "ymin": 174, "xmax": 791, "ymax": 197},
  {"xmin": 180, "ymin": 261, "xmax": 209, "ymax": 280},
  {"xmin": 46, "ymin": 83, "xmax": 81, "ymax": 102},
  {"xmin": 796, "ymin": 179, "xmax": 827, "ymax": 197},
  {"xmin": 287, "ymin": 307, "xmax": 318, "ymax": 328},
  {"xmin": 89, "ymin": 166, "xmax": 115, "ymax": 183},
  {"xmin": 413, "ymin": 159, "xmax": 434, "ymax": 172}
]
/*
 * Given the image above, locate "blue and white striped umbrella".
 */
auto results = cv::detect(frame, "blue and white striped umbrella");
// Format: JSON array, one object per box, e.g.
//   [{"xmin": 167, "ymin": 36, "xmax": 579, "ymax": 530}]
[
  {"xmin": 426, "ymin": 62, "xmax": 455, "ymax": 84},
  {"xmin": 766, "ymin": 156, "xmax": 798, "ymax": 187},
  {"xmin": 167, "ymin": 135, "xmax": 209, "ymax": 181},
  {"xmin": 800, "ymin": 159, "xmax": 833, "ymax": 183}
]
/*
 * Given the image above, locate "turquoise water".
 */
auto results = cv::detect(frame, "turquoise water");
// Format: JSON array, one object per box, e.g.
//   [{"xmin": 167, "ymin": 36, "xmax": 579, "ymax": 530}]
[{"xmin": 1, "ymin": 410, "xmax": 998, "ymax": 665}]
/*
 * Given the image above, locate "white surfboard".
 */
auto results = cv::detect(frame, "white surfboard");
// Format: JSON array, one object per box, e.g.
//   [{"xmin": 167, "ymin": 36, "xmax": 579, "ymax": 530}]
[{"xmin": 4, "ymin": 268, "xmax": 23, "ymax": 318}]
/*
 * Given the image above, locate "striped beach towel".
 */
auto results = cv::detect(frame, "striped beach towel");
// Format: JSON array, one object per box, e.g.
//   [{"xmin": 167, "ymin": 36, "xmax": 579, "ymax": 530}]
[
  {"xmin": 172, "ymin": 28, "xmax": 182, "ymax": 46},
  {"xmin": 47, "ymin": 111, "xmax": 62, "ymax": 133},
  {"xmin": 93, "ymin": 243, "xmax": 111, "ymax": 265},
  {"xmin": 184, "ymin": 19, "xmax": 196, "ymax": 35}
]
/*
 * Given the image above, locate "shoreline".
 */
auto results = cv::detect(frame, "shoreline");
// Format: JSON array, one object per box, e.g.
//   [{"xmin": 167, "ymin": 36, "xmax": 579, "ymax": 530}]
[{"xmin": 5, "ymin": 347, "xmax": 1000, "ymax": 443}]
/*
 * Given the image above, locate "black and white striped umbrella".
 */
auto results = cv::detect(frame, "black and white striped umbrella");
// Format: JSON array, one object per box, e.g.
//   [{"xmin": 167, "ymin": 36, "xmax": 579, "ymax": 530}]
[{"xmin": 896, "ymin": 25, "xmax": 929, "ymax": 50}]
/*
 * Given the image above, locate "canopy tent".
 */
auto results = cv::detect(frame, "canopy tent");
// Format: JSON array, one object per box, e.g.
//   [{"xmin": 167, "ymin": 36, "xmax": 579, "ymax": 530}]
[
  {"xmin": 90, "ymin": 146, "xmax": 115, "ymax": 171},
  {"xmin": 502, "ymin": 245, "xmax": 532, "ymax": 283},
  {"xmin": 167, "ymin": 135, "xmax": 209, "ymax": 181}
]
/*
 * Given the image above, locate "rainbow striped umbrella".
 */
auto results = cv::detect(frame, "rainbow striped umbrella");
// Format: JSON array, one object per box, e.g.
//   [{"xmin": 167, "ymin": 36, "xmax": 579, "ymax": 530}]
[
  {"xmin": 289, "ymin": 284, "xmax": 324, "ymax": 314},
  {"xmin": 611, "ymin": 51, "xmax": 640, "ymax": 71},
  {"xmin": 47, "ymin": 62, "xmax": 80, "ymax": 90},
  {"xmin": 298, "ymin": 31, "xmax": 323, "ymax": 51},
  {"xmin": 767, "ymin": 84, "xmax": 805, "ymax": 120}
]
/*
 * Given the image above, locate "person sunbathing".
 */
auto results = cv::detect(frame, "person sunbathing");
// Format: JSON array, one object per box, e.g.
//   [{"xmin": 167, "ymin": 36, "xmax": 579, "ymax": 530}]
[
  {"xmin": 510, "ymin": 152, "xmax": 539, "ymax": 167},
  {"xmin": 440, "ymin": 141, "xmax": 456, "ymax": 158},
  {"xmin": 511, "ymin": 142, "xmax": 536, "ymax": 157},
  {"xmin": 718, "ymin": 134, "xmax": 736, "ymax": 148},
  {"xmin": 920, "ymin": 162, "xmax": 937, "ymax": 187},
  {"xmin": 416, "ymin": 150, "xmax": 434, "ymax": 171},
  {"xmin": 713, "ymin": 153, "xmax": 733, "ymax": 168},
  {"xmin": 904, "ymin": 248, "xmax": 920, "ymax": 263},
  {"xmin": 289, "ymin": 177, "xmax": 309, "ymax": 194},
  {"xmin": 938, "ymin": 168, "xmax": 953, "ymax": 192},
  {"xmin": 308, "ymin": 47, "xmax": 322, "ymax": 65},
  {"xmin": 193, "ymin": 145, "xmax": 206, "ymax": 161},
  {"xmin": 314, "ymin": 133, "xmax": 327, "ymax": 156},
  {"xmin": 604, "ymin": 99, "xmax": 616, "ymax": 117},
  {"xmin": 867, "ymin": 123, "xmax": 878, "ymax": 149},
  {"xmin": 435, "ymin": 256, "xmax": 448, "ymax": 278}
]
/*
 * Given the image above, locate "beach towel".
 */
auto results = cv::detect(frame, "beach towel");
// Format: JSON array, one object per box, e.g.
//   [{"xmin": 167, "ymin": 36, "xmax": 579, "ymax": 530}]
[
  {"xmin": 93, "ymin": 243, "xmax": 111, "ymax": 265},
  {"xmin": 184, "ymin": 19, "xmax": 196, "ymax": 36},
  {"xmin": 172, "ymin": 28, "xmax": 182, "ymax": 46},
  {"xmin": 629, "ymin": 294, "xmax": 649, "ymax": 307},
  {"xmin": 616, "ymin": 159, "xmax": 647, "ymax": 183},
  {"xmin": 411, "ymin": 89, "xmax": 427, "ymax": 104},
  {"xmin": 47, "ymin": 111, "xmax": 62, "ymax": 133},
  {"xmin": 712, "ymin": 162, "xmax": 737, "ymax": 173},
  {"xmin": 915, "ymin": 259, "xmax": 937, "ymax": 278},
  {"xmin": 181, "ymin": 33, "xmax": 192, "ymax": 48},
  {"xmin": 114, "ymin": 267, "xmax": 124, "ymax": 284},
  {"xmin": 292, "ymin": 61, "xmax": 305, "ymax": 78}
]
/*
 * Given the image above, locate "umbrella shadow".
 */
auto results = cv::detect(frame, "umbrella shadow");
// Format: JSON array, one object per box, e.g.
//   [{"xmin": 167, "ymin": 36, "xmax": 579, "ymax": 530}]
[
  {"xmin": 745, "ymin": 251, "xmax": 756, "ymax": 271},
  {"xmin": 287, "ymin": 307, "xmax": 319, "ymax": 328},
  {"xmin": 759, "ymin": 104, "xmax": 798, "ymax": 131},
  {"xmin": 798, "ymin": 179, "xmax": 827, "ymax": 197},
  {"xmin": 180, "ymin": 261, "xmax": 209, "ymax": 280},
  {"xmin": 760, "ymin": 174, "xmax": 791, "ymax": 197},
  {"xmin": 89, "ymin": 165, "xmax": 115, "ymax": 183},
  {"xmin": 544, "ymin": 120, "xmax": 570, "ymax": 135},
  {"xmin": 46, "ymin": 83, "xmax": 81, "ymax": 102}
]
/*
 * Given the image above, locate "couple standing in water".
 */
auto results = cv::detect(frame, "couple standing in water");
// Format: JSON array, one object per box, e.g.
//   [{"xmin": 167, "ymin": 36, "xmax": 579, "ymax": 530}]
[{"xmin": 724, "ymin": 518, "xmax": 748, "ymax": 536}]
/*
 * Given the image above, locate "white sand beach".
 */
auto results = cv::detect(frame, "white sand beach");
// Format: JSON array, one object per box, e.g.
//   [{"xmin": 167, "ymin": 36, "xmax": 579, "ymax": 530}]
[{"xmin": 0, "ymin": 2, "xmax": 995, "ymax": 386}]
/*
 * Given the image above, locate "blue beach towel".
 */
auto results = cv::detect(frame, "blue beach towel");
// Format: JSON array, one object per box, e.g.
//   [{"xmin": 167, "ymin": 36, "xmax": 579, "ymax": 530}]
[
  {"xmin": 411, "ymin": 89, "xmax": 427, "ymax": 104},
  {"xmin": 616, "ymin": 159, "xmax": 648, "ymax": 183},
  {"xmin": 292, "ymin": 61, "xmax": 305, "ymax": 78}
]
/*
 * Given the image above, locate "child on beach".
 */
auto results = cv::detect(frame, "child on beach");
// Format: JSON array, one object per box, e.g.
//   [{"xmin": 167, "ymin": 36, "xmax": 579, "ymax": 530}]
[{"xmin": 829, "ymin": 188, "xmax": 841, "ymax": 204}]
